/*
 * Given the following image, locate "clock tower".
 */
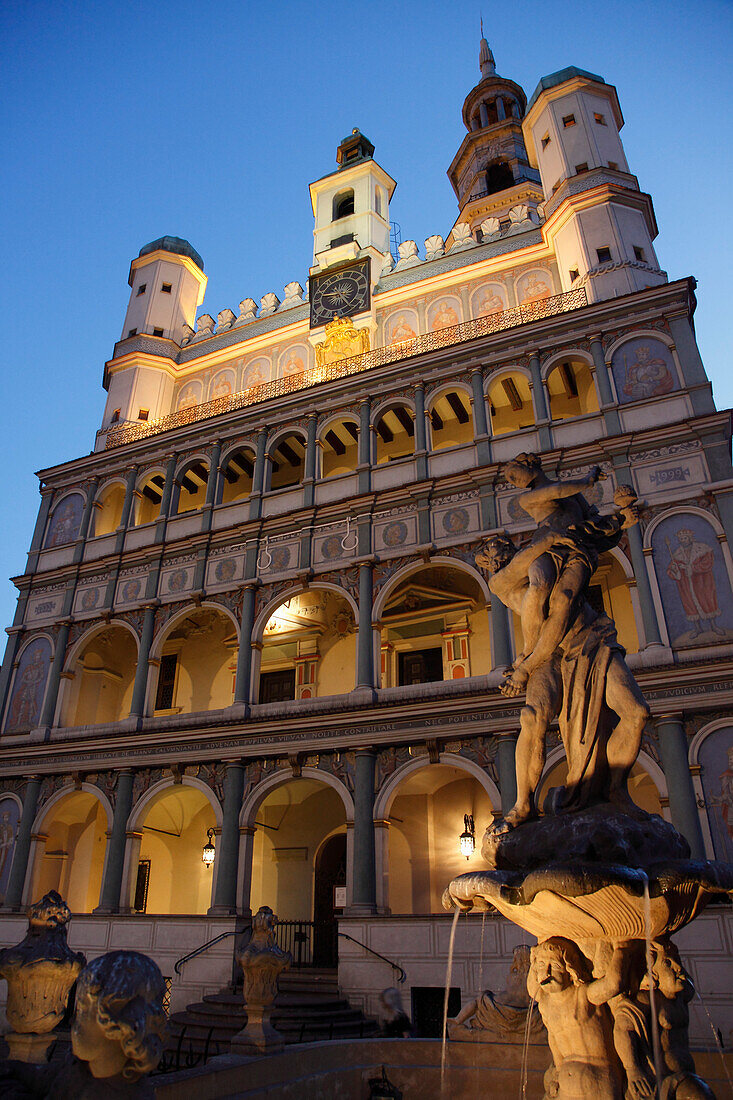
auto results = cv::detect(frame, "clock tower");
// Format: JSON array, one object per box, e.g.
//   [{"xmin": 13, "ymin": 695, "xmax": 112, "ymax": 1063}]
[{"xmin": 308, "ymin": 130, "xmax": 396, "ymax": 344}]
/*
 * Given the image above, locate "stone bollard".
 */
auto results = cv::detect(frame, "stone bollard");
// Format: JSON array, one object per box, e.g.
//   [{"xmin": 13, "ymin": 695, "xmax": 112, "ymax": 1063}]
[
  {"xmin": 232, "ymin": 905, "xmax": 292, "ymax": 1055},
  {"xmin": 0, "ymin": 890, "xmax": 86, "ymax": 1062}
]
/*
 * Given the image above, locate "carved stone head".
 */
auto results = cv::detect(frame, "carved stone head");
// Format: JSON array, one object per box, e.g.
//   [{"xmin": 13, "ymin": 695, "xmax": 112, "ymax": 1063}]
[{"xmin": 476, "ymin": 533, "xmax": 516, "ymax": 575}]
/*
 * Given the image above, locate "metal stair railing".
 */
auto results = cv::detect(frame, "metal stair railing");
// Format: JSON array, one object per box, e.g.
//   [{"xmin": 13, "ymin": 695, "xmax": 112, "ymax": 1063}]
[
  {"xmin": 173, "ymin": 928, "xmax": 243, "ymax": 975},
  {"xmin": 337, "ymin": 932, "xmax": 406, "ymax": 983}
]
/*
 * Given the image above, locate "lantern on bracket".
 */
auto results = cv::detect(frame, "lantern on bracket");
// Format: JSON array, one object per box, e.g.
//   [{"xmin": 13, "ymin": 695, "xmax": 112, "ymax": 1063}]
[
  {"xmin": 202, "ymin": 827, "xmax": 216, "ymax": 867},
  {"xmin": 459, "ymin": 814, "xmax": 475, "ymax": 859}
]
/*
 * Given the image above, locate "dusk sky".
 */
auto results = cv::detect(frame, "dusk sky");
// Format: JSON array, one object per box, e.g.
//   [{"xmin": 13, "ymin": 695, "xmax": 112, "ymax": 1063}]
[{"xmin": 1, "ymin": 0, "xmax": 730, "ymax": 633}]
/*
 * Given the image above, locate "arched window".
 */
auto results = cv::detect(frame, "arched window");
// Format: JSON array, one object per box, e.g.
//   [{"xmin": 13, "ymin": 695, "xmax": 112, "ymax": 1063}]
[
  {"xmin": 487, "ymin": 373, "xmax": 534, "ymax": 435},
  {"xmin": 153, "ymin": 607, "xmax": 237, "ymax": 716},
  {"xmin": 268, "ymin": 433, "xmax": 306, "ymax": 491},
  {"xmin": 428, "ymin": 389, "xmax": 474, "ymax": 451},
  {"xmin": 546, "ymin": 358, "xmax": 600, "ymax": 420},
  {"xmin": 220, "ymin": 448, "xmax": 255, "ymax": 504},
  {"xmin": 175, "ymin": 460, "xmax": 210, "ymax": 515},
  {"xmin": 374, "ymin": 404, "xmax": 415, "ymax": 465},
  {"xmin": 320, "ymin": 419, "xmax": 359, "ymax": 479},
  {"xmin": 333, "ymin": 189, "xmax": 355, "ymax": 221},
  {"xmin": 133, "ymin": 472, "xmax": 166, "ymax": 526},
  {"xmin": 61, "ymin": 625, "xmax": 137, "ymax": 727},
  {"xmin": 485, "ymin": 160, "xmax": 514, "ymax": 194},
  {"xmin": 92, "ymin": 482, "xmax": 126, "ymax": 537}
]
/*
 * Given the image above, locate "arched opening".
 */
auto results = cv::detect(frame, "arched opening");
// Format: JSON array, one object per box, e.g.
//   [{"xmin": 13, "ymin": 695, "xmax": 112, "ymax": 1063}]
[
  {"xmin": 387, "ymin": 763, "xmax": 495, "ymax": 913},
  {"xmin": 485, "ymin": 160, "xmax": 514, "ymax": 194},
  {"xmin": 250, "ymin": 778, "xmax": 347, "ymax": 944},
  {"xmin": 589, "ymin": 553, "xmax": 640, "ymax": 653},
  {"xmin": 221, "ymin": 447, "xmax": 255, "ymax": 504},
  {"xmin": 31, "ymin": 790, "xmax": 108, "ymax": 913},
  {"xmin": 175, "ymin": 460, "xmax": 210, "ymax": 515},
  {"xmin": 153, "ymin": 607, "xmax": 237, "ymax": 715},
  {"xmin": 333, "ymin": 189, "xmax": 355, "ymax": 220},
  {"xmin": 546, "ymin": 358, "xmax": 600, "ymax": 420},
  {"xmin": 428, "ymin": 389, "xmax": 474, "ymax": 451},
  {"xmin": 268, "ymin": 433, "xmax": 306, "ymax": 491},
  {"xmin": 374, "ymin": 404, "xmax": 415, "ymax": 465},
  {"xmin": 487, "ymin": 373, "xmax": 534, "ymax": 435},
  {"xmin": 133, "ymin": 472, "xmax": 166, "ymax": 526},
  {"xmin": 61, "ymin": 625, "xmax": 137, "ymax": 727},
  {"xmin": 313, "ymin": 833, "xmax": 347, "ymax": 966},
  {"xmin": 379, "ymin": 565, "xmax": 490, "ymax": 687},
  {"xmin": 92, "ymin": 483, "xmax": 125, "ymax": 537},
  {"xmin": 258, "ymin": 589, "xmax": 355, "ymax": 703},
  {"xmin": 538, "ymin": 759, "xmax": 662, "ymax": 817},
  {"xmin": 135, "ymin": 786, "xmax": 216, "ymax": 914},
  {"xmin": 320, "ymin": 418, "xmax": 359, "ymax": 479}
]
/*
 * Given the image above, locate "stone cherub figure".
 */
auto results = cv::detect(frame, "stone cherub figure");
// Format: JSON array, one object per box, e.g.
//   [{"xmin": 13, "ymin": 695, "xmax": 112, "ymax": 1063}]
[
  {"xmin": 476, "ymin": 457, "xmax": 649, "ymax": 829},
  {"xmin": 0, "ymin": 950, "xmax": 167, "ymax": 1098},
  {"xmin": 645, "ymin": 939, "xmax": 714, "ymax": 1099},
  {"xmin": 447, "ymin": 944, "xmax": 545, "ymax": 1043},
  {"xmin": 232, "ymin": 905, "xmax": 292, "ymax": 1054}
]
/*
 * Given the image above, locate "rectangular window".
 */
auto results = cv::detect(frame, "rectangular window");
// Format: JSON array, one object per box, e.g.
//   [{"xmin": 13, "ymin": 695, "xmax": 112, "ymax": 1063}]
[
  {"xmin": 541, "ymin": 134, "xmax": 551, "ymax": 150},
  {"xmin": 594, "ymin": 112, "xmax": 606, "ymax": 125},
  {"xmin": 110, "ymin": 409, "xmax": 120, "ymax": 423},
  {"xmin": 155, "ymin": 653, "xmax": 178, "ymax": 710},
  {"xmin": 136, "ymin": 283, "xmax": 147, "ymax": 296},
  {"xmin": 127, "ymin": 328, "xmax": 137, "ymax": 337},
  {"xmin": 569, "ymin": 268, "xmax": 580, "ymax": 282},
  {"xmin": 161, "ymin": 282, "xmax": 172, "ymax": 293},
  {"xmin": 138, "ymin": 408, "xmax": 149, "ymax": 421},
  {"xmin": 608, "ymin": 160, "xmax": 619, "ymax": 171},
  {"xmin": 259, "ymin": 669, "xmax": 296, "ymax": 704},
  {"xmin": 633, "ymin": 245, "xmax": 646, "ymax": 262},
  {"xmin": 596, "ymin": 246, "xmax": 612, "ymax": 263},
  {"xmin": 562, "ymin": 114, "xmax": 576, "ymax": 127},
  {"xmin": 575, "ymin": 162, "xmax": 589, "ymax": 174},
  {"xmin": 398, "ymin": 647, "xmax": 443, "ymax": 686},
  {"xmin": 152, "ymin": 327, "xmax": 164, "ymax": 337},
  {"xmin": 133, "ymin": 860, "xmax": 150, "ymax": 913}
]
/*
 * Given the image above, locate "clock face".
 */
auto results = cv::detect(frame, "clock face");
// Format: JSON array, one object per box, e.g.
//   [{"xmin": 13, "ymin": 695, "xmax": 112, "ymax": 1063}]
[{"xmin": 310, "ymin": 259, "xmax": 371, "ymax": 327}]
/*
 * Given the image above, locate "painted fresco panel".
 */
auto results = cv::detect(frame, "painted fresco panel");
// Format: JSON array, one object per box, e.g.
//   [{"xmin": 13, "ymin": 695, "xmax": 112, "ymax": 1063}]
[
  {"xmin": 699, "ymin": 727, "xmax": 733, "ymax": 863},
  {"xmin": 651, "ymin": 513, "xmax": 733, "ymax": 647},
  {"xmin": 385, "ymin": 310, "xmax": 419, "ymax": 346},
  {"xmin": 242, "ymin": 357, "xmax": 271, "ymax": 389},
  {"xmin": 610, "ymin": 337, "xmax": 678, "ymax": 404},
  {"xmin": 5, "ymin": 637, "xmax": 52, "ymax": 732},
  {"xmin": 0, "ymin": 796, "xmax": 20, "ymax": 903},
  {"xmin": 470, "ymin": 283, "xmax": 507, "ymax": 318},
  {"xmin": 45, "ymin": 494, "xmax": 84, "ymax": 547},
  {"xmin": 427, "ymin": 298, "xmax": 462, "ymax": 332},
  {"xmin": 210, "ymin": 370, "xmax": 235, "ymax": 399},
  {"xmin": 279, "ymin": 344, "xmax": 309, "ymax": 379},
  {"xmin": 177, "ymin": 381, "xmax": 203, "ymax": 411},
  {"xmin": 516, "ymin": 269, "xmax": 553, "ymax": 306}
]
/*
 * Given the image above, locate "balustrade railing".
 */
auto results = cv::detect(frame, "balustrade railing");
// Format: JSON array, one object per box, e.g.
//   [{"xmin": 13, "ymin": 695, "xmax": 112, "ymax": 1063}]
[{"xmin": 104, "ymin": 287, "xmax": 588, "ymax": 449}]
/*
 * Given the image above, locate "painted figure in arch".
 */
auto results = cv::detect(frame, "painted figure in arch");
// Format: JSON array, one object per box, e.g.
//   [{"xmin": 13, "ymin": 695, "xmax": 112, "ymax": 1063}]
[
  {"xmin": 212, "ymin": 373, "xmax": 233, "ymax": 398},
  {"xmin": 519, "ymin": 271, "xmax": 551, "ymax": 306},
  {"xmin": 47, "ymin": 499, "xmax": 82, "ymax": 547},
  {"xmin": 389, "ymin": 314, "xmax": 417, "ymax": 344},
  {"xmin": 243, "ymin": 361, "xmax": 267, "ymax": 389},
  {"xmin": 177, "ymin": 385, "xmax": 197, "ymax": 411},
  {"xmin": 7, "ymin": 644, "xmax": 49, "ymax": 732},
  {"xmin": 476, "ymin": 287, "xmax": 505, "ymax": 317},
  {"xmin": 665, "ymin": 527, "xmax": 724, "ymax": 638},
  {"xmin": 0, "ymin": 802, "xmax": 18, "ymax": 902},
  {"xmin": 431, "ymin": 300, "xmax": 460, "ymax": 331},
  {"xmin": 621, "ymin": 344, "xmax": 674, "ymax": 400},
  {"xmin": 283, "ymin": 350, "xmax": 305, "ymax": 378}
]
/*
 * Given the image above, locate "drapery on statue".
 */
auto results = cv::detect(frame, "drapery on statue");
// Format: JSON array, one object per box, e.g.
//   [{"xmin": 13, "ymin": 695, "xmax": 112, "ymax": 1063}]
[
  {"xmin": 476, "ymin": 453, "xmax": 650, "ymax": 827},
  {"xmin": 447, "ymin": 944, "xmax": 545, "ymax": 1043}
]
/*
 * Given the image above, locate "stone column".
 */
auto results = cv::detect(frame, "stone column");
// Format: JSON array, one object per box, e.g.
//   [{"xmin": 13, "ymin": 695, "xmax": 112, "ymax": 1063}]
[
  {"xmin": 470, "ymin": 368, "xmax": 491, "ymax": 466},
  {"xmin": 655, "ymin": 715, "xmax": 705, "ymax": 859},
  {"xmin": 3, "ymin": 777, "xmax": 41, "ymax": 910},
  {"xmin": 238, "ymin": 825, "xmax": 256, "ymax": 916},
  {"xmin": 479, "ymin": 101, "xmax": 489, "ymax": 128},
  {"xmin": 666, "ymin": 311, "xmax": 715, "ymax": 415},
  {"xmin": 73, "ymin": 477, "xmax": 99, "ymax": 563},
  {"xmin": 414, "ymin": 383, "xmax": 428, "ymax": 480},
  {"xmin": 249, "ymin": 428, "xmax": 269, "ymax": 520},
  {"xmin": 202, "ymin": 442, "xmax": 222, "ymax": 531},
  {"xmin": 528, "ymin": 352, "xmax": 552, "ymax": 450},
  {"xmin": 358, "ymin": 398, "xmax": 371, "ymax": 494},
  {"xmin": 96, "ymin": 770, "xmax": 134, "ymax": 913},
  {"xmin": 129, "ymin": 604, "xmax": 157, "ymax": 718},
  {"xmin": 233, "ymin": 584, "xmax": 257, "ymax": 706},
  {"xmin": 356, "ymin": 563, "xmax": 375, "ymax": 691},
  {"xmin": 628, "ymin": 525, "xmax": 664, "ymax": 648},
  {"xmin": 496, "ymin": 736, "xmax": 518, "ymax": 816},
  {"xmin": 39, "ymin": 620, "xmax": 70, "ymax": 728},
  {"xmin": 210, "ymin": 762, "xmax": 245, "ymax": 914},
  {"xmin": 154, "ymin": 453, "xmax": 177, "ymax": 543},
  {"xmin": 488, "ymin": 595, "xmax": 513, "ymax": 670},
  {"xmin": 303, "ymin": 412, "xmax": 318, "ymax": 507},
  {"xmin": 26, "ymin": 488, "xmax": 54, "ymax": 573},
  {"xmin": 350, "ymin": 750, "xmax": 377, "ymax": 914},
  {"xmin": 589, "ymin": 335, "xmax": 621, "ymax": 434}
]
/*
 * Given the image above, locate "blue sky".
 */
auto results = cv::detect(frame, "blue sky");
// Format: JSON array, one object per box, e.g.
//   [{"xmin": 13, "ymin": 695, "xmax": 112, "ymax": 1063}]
[{"xmin": 0, "ymin": 0, "xmax": 730, "ymax": 632}]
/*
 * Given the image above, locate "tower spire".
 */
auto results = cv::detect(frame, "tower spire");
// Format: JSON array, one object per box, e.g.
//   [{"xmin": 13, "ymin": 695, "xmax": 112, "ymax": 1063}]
[{"xmin": 479, "ymin": 29, "xmax": 495, "ymax": 79}]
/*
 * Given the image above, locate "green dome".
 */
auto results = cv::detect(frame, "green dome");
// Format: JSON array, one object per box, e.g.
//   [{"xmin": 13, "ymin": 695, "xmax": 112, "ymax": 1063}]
[{"xmin": 138, "ymin": 236, "xmax": 204, "ymax": 272}]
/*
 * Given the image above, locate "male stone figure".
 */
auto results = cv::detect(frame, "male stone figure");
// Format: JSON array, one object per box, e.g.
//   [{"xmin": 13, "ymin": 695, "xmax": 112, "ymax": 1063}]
[
  {"xmin": 476, "ymin": 459, "xmax": 649, "ymax": 827},
  {"xmin": 447, "ymin": 944, "xmax": 545, "ymax": 1042}
]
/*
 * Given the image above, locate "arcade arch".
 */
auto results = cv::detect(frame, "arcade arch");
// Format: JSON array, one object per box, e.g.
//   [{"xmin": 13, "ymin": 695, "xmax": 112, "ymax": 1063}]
[
  {"xmin": 174, "ymin": 458, "xmax": 210, "ymax": 515},
  {"xmin": 133, "ymin": 471, "xmax": 166, "ymax": 526},
  {"xmin": 427, "ymin": 387, "xmax": 475, "ymax": 451},
  {"xmin": 30, "ymin": 787, "xmax": 110, "ymax": 913},
  {"xmin": 220, "ymin": 446, "xmax": 255, "ymax": 504},
  {"xmin": 373, "ymin": 402, "xmax": 415, "ymax": 465},
  {"xmin": 60, "ymin": 624, "xmax": 138, "ymax": 727},
  {"xmin": 487, "ymin": 371, "xmax": 534, "ymax": 435},
  {"xmin": 267, "ymin": 432, "xmax": 306, "ymax": 491},
  {"xmin": 151, "ymin": 606, "xmax": 238, "ymax": 715},
  {"xmin": 545, "ymin": 356, "xmax": 599, "ymax": 420},
  {"xmin": 92, "ymin": 481, "xmax": 126, "ymax": 536},
  {"xmin": 319, "ymin": 417, "xmax": 360, "ymax": 479}
]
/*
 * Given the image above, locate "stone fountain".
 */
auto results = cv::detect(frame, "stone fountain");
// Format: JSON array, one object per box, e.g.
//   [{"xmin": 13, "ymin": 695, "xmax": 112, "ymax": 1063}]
[{"xmin": 443, "ymin": 454, "xmax": 733, "ymax": 1100}]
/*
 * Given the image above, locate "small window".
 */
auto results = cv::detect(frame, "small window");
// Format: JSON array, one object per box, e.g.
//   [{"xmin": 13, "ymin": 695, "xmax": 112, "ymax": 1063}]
[
  {"xmin": 608, "ymin": 161, "xmax": 619, "ymax": 171},
  {"xmin": 569, "ymin": 268, "xmax": 580, "ymax": 282},
  {"xmin": 127, "ymin": 328, "xmax": 137, "ymax": 337},
  {"xmin": 138, "ymin": 408, "xmax": 149, "ymax": 421},
  {"xmin": 136, "ymin": 283, "xmax": 147, "ymax": 296},
  {"xmin": 575, "ymin": 163, "xmax": 589, "ymax": 174},
  {"xmin": 594, "ymin": 112, "xmax": 606, "ymax": 125},
  {"xmin": 596, "ymin": 247, "xmax": 612, "ymax": 264},
  {"xmin": 110, "ymin": 409, "xmax": 120, "ymax": 424},
  {"xmin": 541, "ymin": 134, "xmax": 551, "ymax": 150},
  {"xmin": 633, "ymin": 246, "xmax": 646, "ymax": 262},
  {"xmin": 152, "ymin": 327, "xmax": 164, "ymax": 337},
  {"xmin": 333, "ymin": 190, "xmax": 355, "ymax": 220},
  {"xmin": 161, "ymin": 282, "xmax": 172, "ymax": 293},
  {"xmin": 562, "ymin": 114, "xmax": 576, "ymax": 128},
  {"xmin": 155, "ymin": 653, "xmax": 178, "ymax": 710}
]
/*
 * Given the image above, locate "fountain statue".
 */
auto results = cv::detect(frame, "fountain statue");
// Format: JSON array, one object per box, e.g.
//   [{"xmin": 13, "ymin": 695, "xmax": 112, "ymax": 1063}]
[
  {"xmin": 0, "ymin": 949, "xmax": 167, "ymax": 1097},
  {"xmin": 443, "ymin": 454, "xmax": 733, "ymax": 1099},
  {"xmin": 447, "ymin": 944, "xmax": 546, "ymax": 1043},
  {"xmin": 232, "ymin": 904, "xmax": 292, "ymax": 1055},
  {"xmin": 0, "ymin": 891, "xmax": 86, "ymax": 1062}
]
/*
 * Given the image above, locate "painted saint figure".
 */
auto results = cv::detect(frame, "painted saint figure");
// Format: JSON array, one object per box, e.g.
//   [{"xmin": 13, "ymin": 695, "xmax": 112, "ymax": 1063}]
[
  {"xmin": 621, "ymin": 344, "xmax": 674, "ymax": 400},
  {"xmin": 519, "ymin": 271, "xmax": 551, "ymax": 305},
  {"xmin": 665, "ymin": 527, "xmax": 724, "ymax": 638},
  {"xmin": 431, "ymin": 301, "xmax": 460, "ymax": 331},
  {"xmin": 389, "ymin": 315, "xmax": 417, "ymax": 344},
  {"xmin": 476, "ymin": 288, "xmax": 505, "ymax": 317}
]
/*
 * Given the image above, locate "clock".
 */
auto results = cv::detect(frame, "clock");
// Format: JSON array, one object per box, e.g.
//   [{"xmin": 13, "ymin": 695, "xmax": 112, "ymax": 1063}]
[{"xmin": 310, "ymin": 259, "xmax": 371, "ymax": 327}]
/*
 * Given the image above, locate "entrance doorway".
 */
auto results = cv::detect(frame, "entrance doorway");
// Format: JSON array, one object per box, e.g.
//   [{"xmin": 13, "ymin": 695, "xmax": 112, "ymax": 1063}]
[{"xmin": 313, "ymin": 833, "xmax": 346, "ymax": 967}]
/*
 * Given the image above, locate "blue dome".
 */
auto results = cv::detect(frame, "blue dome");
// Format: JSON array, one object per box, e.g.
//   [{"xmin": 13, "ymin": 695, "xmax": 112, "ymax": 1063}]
[{"xmin": 138, "ymin": 236, "xmax": 204, "ymax": 272}]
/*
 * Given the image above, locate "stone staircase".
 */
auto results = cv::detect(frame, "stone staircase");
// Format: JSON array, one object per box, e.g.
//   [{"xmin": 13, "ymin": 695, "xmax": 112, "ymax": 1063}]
[{"xmin": 166, "ymin": 968, "xmax": 379, "ymax": 1058}]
